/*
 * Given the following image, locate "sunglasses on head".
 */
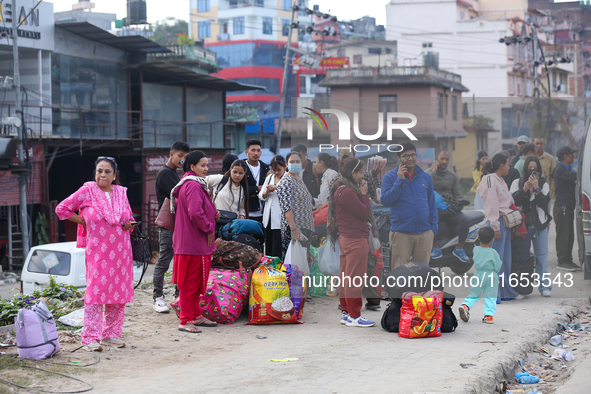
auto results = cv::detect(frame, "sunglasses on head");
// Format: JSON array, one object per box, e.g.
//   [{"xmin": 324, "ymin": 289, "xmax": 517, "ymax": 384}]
[{"xmin": 97, "ymin": 156, "xmax": 116, "ymax": 162}]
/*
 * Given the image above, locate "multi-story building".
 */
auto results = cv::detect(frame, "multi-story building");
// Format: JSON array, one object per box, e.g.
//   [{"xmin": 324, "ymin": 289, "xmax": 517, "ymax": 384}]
[
  {"xmin": 189, "ymin": 0, "xmax": 309, "ymax": 147},
  {"xmin": 386, "ymin": 0, "xmax": 547, "ymax": 156}
]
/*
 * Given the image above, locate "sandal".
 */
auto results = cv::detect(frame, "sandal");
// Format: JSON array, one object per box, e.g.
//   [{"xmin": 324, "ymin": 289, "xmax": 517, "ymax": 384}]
[
  {"xmin": 178, "ymin": 326, "xmax": 202, "ymax": 333},
  {"xmin": 192, "ymin": 317, "xmax": 218, "ymax": 327}
]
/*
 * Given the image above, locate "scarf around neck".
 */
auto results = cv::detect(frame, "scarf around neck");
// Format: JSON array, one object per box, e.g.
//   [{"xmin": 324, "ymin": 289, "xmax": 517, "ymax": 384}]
[{"xmin": 86, "ymin": 181, "xmax": 126, "ymax": 225}]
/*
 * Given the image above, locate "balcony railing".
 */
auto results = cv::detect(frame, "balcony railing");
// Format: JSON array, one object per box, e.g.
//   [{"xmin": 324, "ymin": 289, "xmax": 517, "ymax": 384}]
[
  {"xmin": 326, "ymin": 66, "xmax": 463, "ymax": 85},
  {"xmin": 142, "ymin": 120, "xmax": 236, "ymax": 149},
  {"xmin": 0, "ymin": 103, "xmax": 141, "ymax": 140},
  {"xmin": 219, "ymin": 0, "xmax": 264, "ymax": 10}
]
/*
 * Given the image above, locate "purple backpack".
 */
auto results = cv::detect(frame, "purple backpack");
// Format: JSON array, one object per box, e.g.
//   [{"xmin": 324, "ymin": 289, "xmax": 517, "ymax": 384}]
[{"xmin": 15, "ymin": 300, "xmax": 60, "ymax": 359}]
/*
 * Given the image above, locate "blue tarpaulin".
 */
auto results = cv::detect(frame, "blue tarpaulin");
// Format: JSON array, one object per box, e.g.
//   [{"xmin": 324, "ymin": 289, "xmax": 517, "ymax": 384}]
[{"xmin": 245, "ymin": 119, "xmax": 276, "ymax": 134}]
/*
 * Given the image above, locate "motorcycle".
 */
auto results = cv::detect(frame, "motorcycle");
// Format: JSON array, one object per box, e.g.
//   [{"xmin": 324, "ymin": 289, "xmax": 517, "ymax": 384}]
[{"xmin": 373, "ymin": 200, "xmax": 486, "ymax": 276}]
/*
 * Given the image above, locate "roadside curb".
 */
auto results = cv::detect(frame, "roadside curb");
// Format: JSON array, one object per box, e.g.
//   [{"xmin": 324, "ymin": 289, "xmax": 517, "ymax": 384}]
[
  {"xmin": 460, "ymin": 299, "xmax": 588, "ymax": 394},
  {"xmin": 0, "ymin": 324, "xmax": 15, "ymax": 334}
]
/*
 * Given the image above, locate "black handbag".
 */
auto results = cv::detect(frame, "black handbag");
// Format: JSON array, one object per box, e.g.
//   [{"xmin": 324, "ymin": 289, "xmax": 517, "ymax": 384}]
[{"xmin": 130, "ymin": 226, "xmax": 151, "ymax": 263}]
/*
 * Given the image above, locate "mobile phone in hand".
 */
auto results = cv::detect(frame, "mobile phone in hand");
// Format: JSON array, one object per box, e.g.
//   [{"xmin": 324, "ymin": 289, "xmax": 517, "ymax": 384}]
[{"xmin": 532, "ymin": 171, "xmax": 540, "ymax": 178}]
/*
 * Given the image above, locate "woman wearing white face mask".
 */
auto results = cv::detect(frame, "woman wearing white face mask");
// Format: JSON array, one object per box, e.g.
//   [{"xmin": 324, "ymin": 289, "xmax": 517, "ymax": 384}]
[{"xmin": 277, "ymin": 151, "xmax": 315, "ymax": 256}]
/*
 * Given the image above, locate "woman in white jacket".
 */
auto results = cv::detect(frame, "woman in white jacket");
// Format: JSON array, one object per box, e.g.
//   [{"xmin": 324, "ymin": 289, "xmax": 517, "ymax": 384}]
[
  {"xmin": 206, "ymin": 160, "xmax": 249, "ymax": 219},
  {"xmin": 510, "ymin": 156, "xmax": 553, "ymax": 297},
  {"xmin": 258, "ymin": 155, "xmax": 286, "ymax": 258},
  {"xmin": 313, "ymin": 153, "xmax": 340, "ymax": 210}
]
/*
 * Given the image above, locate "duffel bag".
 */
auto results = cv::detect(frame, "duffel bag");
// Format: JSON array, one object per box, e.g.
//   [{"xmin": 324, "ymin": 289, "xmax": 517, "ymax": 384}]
[
  {"xmin": 221, "ymin": 219, "xmax": 264, "ymax": 239},
  {"xmin": 212, "ymin": 238, "xmax": 262, "ymax": 270},
  {"xmin": 200, "ymin": 268, "xmax": 250, "ymax": 324},
  {"xmin": 381, "ymin": 298, "xmax": 402, "ymax": 333},
  {"xmin": 441, "ymin": 292, "xmax": 458, "ymax": 333},
  {"xmin": 16, "ymin": 300, "xmax": 60, "ymax": 360},
  {"xmin": 385, "ymin": 261, "xmax": 443, "ymax": 299}
]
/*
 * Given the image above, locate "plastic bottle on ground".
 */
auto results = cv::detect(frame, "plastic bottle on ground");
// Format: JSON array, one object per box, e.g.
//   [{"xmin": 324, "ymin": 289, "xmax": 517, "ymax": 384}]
[
  {"xmin": 549, "ymin": 334, "xmax": 563, "ymax": 346},
  {"xmin": 552, "ymin": 348, "xmax": 575, "ymax": 361}
]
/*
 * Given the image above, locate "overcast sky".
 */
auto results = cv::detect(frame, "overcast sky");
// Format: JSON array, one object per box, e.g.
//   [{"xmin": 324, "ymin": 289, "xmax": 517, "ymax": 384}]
[{"xmin": 50, "ymin": 1, "xmax": 389, "ymax": 26}]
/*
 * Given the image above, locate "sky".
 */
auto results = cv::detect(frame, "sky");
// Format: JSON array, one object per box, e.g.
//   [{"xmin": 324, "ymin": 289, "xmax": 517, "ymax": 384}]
[{"xmin": 49, "ymin": 0, "xmax": 389, "ymax": 26}]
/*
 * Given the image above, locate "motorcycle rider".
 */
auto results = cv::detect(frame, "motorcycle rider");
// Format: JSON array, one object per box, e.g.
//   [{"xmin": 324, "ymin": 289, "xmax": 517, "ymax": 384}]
[{"xmin": 426, "ymin": 150, "xmax": 470, "ymax": 263}]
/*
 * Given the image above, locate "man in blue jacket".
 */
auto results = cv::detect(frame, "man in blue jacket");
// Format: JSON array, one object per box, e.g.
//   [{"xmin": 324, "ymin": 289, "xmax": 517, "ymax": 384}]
[{"xmin": 381, "ymin": 142, "xmax": 438, "ymax": 269}]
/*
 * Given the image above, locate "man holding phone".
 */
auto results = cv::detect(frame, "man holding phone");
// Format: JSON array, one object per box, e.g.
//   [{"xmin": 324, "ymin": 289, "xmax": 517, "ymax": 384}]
[
  {"xmin": 381, "ymin": 142, "xmax": 438, "ymax": 269},
  {"xmin": 426, "ymin": 150, "xmax": 470, "ymax": 263}
]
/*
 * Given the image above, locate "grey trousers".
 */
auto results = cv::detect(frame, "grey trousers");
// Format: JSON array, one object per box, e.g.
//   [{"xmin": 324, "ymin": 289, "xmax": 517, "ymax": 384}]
[{"xmin": 153, "ymin": 226, "xmax": 175, "ymax": 299}]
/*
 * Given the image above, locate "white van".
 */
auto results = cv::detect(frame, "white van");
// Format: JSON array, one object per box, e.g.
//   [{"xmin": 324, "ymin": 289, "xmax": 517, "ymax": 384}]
[
  {"xmin": 578, "ymin": 119, "xmax": 591, "ymax": 280},
  {"xmin": 21, "ymin": 242, "xmax": 86, "ymax": 295},
  {"xmin": 20, "ymin": 242, "xmax": 145, "ymax": 295}
]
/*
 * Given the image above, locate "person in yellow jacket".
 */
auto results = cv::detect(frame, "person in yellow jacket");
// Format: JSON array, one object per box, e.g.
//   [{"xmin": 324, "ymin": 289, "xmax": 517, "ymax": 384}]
[{"xmin": 472, "ymin": 151, "xmax": 488, "ymax": 209}]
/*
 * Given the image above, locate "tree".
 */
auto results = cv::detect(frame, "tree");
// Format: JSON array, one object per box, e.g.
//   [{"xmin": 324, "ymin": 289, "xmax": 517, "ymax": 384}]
[{"xmin": 152, "ymin": 17, "xmax": 190, "ymax": 46}]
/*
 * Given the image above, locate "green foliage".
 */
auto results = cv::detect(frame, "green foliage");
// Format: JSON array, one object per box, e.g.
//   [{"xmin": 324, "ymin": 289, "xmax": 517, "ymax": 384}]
[
  {"xmin": 0, "ymin": 276, "xmax": 82, "ymax": 326},
  {"xmin": 34, "ymin": 212, "xmax": 50, "ymax": 246},
  {"xmin": 176, "ymin": 32, "xmax": 195, "ymax": 45},
  {"xmin": 151, "ymin": 17, "xmax": 189, "ymax": 46}
]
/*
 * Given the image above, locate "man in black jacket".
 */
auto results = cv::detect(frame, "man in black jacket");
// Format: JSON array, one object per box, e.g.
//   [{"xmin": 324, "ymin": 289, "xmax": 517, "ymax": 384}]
[
  {"xmin": 244, "ymin": 139, "xmax": 269, "ymax": 223},
  {"xmin": 292, "ymin": 143, "xmax": 320, "ymax": 198},
  {"xmin": 153, "ymin": 141, "xmax": 190, "ymax": 312},
  {"xmin": 553, "ymin": 146, "xmax": 581, "ymax": 271}
]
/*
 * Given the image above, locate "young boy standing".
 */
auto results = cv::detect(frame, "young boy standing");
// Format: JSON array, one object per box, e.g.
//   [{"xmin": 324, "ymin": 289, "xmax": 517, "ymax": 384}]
[{"xmin": 458, "ymin": 227, "xmax": 502, "ymax": 324}]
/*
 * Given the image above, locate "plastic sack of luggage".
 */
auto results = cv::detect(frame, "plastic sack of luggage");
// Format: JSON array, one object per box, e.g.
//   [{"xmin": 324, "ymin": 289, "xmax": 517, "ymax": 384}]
[
  {"xmin": 57, "ymin": 308, "xmax": 85, "ymax": 327},
  {"xmin": 282, "ymin": 263, "xmax": 307, "ymax": 320},
  {"xmin": 398, "ymin": 290, "xmax": 443, "ymax": 339},
  {"xmin": 260, "ymin": 255, "xmax": 282, "ymax": 269},
  {"xmin": 284, "ymin": 240, "xmax": 310, "ymax": 276},
  {"xmin": 318, "ymin": 239, "xmax": 340, "ymax": 276},
  {"xmin": 308, "ymin": 247, "xmax": 325, "ymax": 297},
  {"xmin": 248, "ymin": 265, "xmax": 300, "ymax": 324},
  {"xmin": 200, "ymin": 268, "xmax": 250, "ymax": 324}
]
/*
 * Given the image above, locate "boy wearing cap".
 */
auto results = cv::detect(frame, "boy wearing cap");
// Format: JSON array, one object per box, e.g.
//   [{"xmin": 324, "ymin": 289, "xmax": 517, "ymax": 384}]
[
  {"xmin": 510, "ymin": 135, "xmax": 530, "ymax": 167},
  {"xmin": 553, "ymin": 146, "xmax": 581, "ymax": 271}
]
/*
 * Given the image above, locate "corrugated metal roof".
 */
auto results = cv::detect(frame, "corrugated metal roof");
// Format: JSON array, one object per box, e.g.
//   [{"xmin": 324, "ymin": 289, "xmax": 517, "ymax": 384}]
[
  {"xmin": 138, "ymin": 61, "xmax": 267, "ymax": 92},
  {"xmin": 56, "ymin": 21, "xmax": 171, "ymax": 53}
]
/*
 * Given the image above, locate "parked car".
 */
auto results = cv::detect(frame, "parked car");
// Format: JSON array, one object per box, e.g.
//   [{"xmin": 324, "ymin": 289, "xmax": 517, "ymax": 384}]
[
  {"xmin": 577, "ymin": 119, "xmax": 591, "ymax": 280},
  {"xmin": 21, "ymin": 242, "xmax": 144, "ymax": 295}
]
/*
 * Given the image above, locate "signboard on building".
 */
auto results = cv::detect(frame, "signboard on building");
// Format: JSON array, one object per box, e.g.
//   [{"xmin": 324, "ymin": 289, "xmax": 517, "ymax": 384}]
[
  {"xmin": 145, "ymin": 155, "xmax": 168, "ymax": 172},
  {"xmin": 416, "ymin": 148, "xmax": 435, "ymax": 164},
  {"xmin": 0, "ymin": 0, "xmax": 54, "ymax": 51},
  {"xmin": 294, "ymin": 57, "xmax": 349, "ymax": 75}
]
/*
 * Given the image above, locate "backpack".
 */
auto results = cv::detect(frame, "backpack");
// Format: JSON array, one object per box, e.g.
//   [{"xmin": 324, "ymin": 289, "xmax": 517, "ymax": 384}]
[
  {"xmin": 232, "ymin": 234, "xmax": 262, "ymax": 252},
  {"xmin": 441, "ymin": 292, "xmax": 458, "ymax": 333},
  {"xmin": 15, "ymin": 300, "xmax": 60, "ymax": 360},
  {"xmin": 381, "ymin": 298, "xmax": 402, "ymax": 333},
  {"xmin": 212, "ymin": 238, "xmax": 262, "ymax": 270},
  {"xmin": 221, "ymin": 219, "xmax": 264, "ymax": 243}
]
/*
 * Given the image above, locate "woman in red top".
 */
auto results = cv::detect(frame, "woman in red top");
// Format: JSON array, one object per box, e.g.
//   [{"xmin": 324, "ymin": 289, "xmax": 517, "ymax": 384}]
[
  {"xmin": 328, "ymin": 157, "xmax": 377, "ymax": 328},
  {"xmin": 171, "ymin": 150, "xmax": 220, "ymax": 333}
]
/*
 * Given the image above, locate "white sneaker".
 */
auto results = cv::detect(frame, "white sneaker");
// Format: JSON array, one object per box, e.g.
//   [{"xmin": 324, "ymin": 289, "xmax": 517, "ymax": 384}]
[
  {"xmin": 345, "ymin": 316, "xmax": 376, "ymax": 327},
  {"xmin": 515, "ymin": 294, "xmax": 525, "ymax": 300},
  {"xmin": 101, "ymin": 337, "xmax": 125, "ymax": 348},
  {"xmin": 83, "ymin": 340, "xmax": 103, "ymax": 352},
  {"xmin": 153, "ymin": 296, "xmax": 170, "ymax": 313},
  {"xmin": 541, "ymin": 290, "xmax": 552, "ymax": 297}
]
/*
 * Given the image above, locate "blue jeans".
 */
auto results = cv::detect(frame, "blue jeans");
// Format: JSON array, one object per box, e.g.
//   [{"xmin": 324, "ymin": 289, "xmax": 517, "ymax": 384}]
[
  {"xmin": 487, "ymin": 220, "xmax": 519, "ymax": 300},
  {"xmin": 522, "ymin": 227, "xmax": 551, "ymax": 293}
]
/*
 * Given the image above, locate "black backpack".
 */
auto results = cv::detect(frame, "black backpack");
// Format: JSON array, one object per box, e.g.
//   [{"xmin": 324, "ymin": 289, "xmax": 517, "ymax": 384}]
[
  {"xmin": 441, "ymin": 292, "xmax": 458, "ymax": 333},
  {"xmin": 380, "ymin": 298, "xmax": 402, "ymax": 333},
  {"xmin": 232, "ymin": 233, "xmax": 262, "ymax": 252}
]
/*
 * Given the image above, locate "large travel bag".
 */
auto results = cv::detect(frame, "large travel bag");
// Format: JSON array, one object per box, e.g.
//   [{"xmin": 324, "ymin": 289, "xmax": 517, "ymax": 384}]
[
  {"xmin": 16, "ymin": 300, "xmax": 60, "ymax": 360},
  {"xmin": 200, "ymin": 268, "xmax": 250, "ymax": 324},
  {"xmin": 385, "ymin": 261, "xmax": 443, "ymax": 299}
]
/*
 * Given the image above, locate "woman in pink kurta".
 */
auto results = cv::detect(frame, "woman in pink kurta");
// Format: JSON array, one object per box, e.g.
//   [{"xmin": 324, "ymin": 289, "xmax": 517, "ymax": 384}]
[{"xmin": 56, "ymin": 157, "xmax": 136, "ymax": 351}]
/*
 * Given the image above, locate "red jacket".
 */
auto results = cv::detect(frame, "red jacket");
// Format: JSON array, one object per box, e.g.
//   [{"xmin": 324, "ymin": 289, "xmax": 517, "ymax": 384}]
[
  {"xmin": 172, "ymin": 171, "xmax": 217, "ymax": 256},
  {"xmin": 334, "ymin": 186, "xmax": 370, "ymax": 239}
]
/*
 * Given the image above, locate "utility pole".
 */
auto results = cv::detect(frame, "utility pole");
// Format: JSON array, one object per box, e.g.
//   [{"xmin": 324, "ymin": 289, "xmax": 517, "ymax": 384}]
[
  {"xmin": 12, "ymin": 0, "xmax": 30, "ymax": 261},
  {"xmin": 532, "ymin": 27, "xmax": 539, "ymax": 98},
  {"xmin": 275, "ymin": 2, "xmax": 297, "ymax": 154}
]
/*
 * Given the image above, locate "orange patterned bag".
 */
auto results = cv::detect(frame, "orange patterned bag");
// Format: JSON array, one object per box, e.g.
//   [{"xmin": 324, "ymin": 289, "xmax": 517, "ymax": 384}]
[{"xmin": 398, "ymin": 290, "xmax": 443, "ymax": 339}]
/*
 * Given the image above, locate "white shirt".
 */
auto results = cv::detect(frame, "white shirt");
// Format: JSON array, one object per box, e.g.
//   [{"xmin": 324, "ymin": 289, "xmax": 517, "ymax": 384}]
[
  {"xmin": 313, "ymin": 168, "xmax": 338, "ymax": 209},
  {"xmin": 247, "ymin": 161, "xmax": 263, "ymax": 216},
  {"xmin": 206, "ymin": 175, "xmax": 246, "ymax": 217},
  {"xmin": 258, "ymin": 173, "xmax": 282, "ymax": 230}
]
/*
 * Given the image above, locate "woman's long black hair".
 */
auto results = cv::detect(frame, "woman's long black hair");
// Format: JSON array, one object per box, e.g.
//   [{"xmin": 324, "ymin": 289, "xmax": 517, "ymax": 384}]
[
  {"xmin": 475, "ymin": 150, "xmax": 488, "ymax": 171},
  {"xmin": 519, "ymin": 156, "xmax": 543, "ymax": 188},
  {"xmin": 482, "ymin": 153, "xmax": 508, "ymax": 175},
  {"xmin": 317, "ymin": 153, "xmax": 339, "ymax": 171},
  {"xmin": 183, "ymin": 150, "xmax": 207, "ymax": 173},
  {"xmin": 222, "ymin": 160, "xmax": 249, "ymax": 218}
]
